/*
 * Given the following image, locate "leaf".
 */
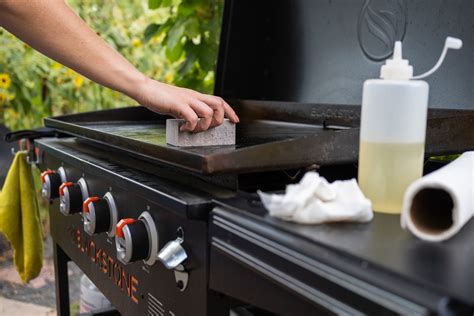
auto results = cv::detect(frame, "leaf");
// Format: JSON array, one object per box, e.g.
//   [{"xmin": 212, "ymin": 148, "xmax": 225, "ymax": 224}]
[
  {"xmin": 178, "ymin": 52, "xmax": 197, "ymax": 75},
  {"xmin": 175, "ymin": 70, "xmax": 205, "ymax": 92},
  {"xmin": 177, "ymin": 1, "xmax": 198, "ymax": 17},
  {"xmin": 31, "ymin": 95, "xmax": 43, "ymax": 107},
  {"xmin": 166, "ymin": 41, "xmax": 184, "ymax": 62},
  {"xmin": 182, "ymin": 18, "xmax": 200, "ymax": 39},
  {"xmin": 198, "ymin": 49, "xmax": 215, "ymax": 72},
  {"xmin": 148, "ymin": 0, "xmax": 162, "ymax": 10},
  {"xmin": 143, "ymin": 23, "xmax": 161, "ymax": 42},
  {"xmin": 162, "ymin": 0, "xmax": 172, "ymax": 7},
  {"xmin": 167, "ymin": 18, "xmax": 186, "ymax": 49},
  {"xmin": 186, "ymin": 41, "xmax": 216, "ymax": 72}
]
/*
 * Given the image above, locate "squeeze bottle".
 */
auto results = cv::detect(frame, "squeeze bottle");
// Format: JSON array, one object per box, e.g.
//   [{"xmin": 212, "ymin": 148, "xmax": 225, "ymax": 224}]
[{"xmin": 358, "ymin": 37, "xmax": 463, "ymax": 214}]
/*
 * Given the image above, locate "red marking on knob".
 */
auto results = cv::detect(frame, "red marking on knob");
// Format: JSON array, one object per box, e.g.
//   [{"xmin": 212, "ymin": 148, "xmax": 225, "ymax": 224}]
[
  {"xmin": 83, "ymin": 197, "xmax": 100, "ymax": 213},
  {"xmin": 116, "ymin": 218, "xmax": 136, "ymax": 239},
  {"xmin": 59, "ymin": 182, "xmax": 73, "ymax": 196},
  {"xmin": 41, "ymin": 170, "xmax": 55, "ymax": 184}
]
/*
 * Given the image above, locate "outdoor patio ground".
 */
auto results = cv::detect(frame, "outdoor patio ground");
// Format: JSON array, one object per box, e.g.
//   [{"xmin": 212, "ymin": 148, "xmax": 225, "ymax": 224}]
[{"xmin": 0, "ymin": 233, "xmax": 82, "ymax": 315}]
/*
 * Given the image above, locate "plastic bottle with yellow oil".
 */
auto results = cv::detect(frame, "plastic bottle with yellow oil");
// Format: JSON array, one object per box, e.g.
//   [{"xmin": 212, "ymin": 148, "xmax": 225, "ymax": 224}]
[{"xmin": 358, "ymin": 37, "xmax": 463, "ymax": 214}]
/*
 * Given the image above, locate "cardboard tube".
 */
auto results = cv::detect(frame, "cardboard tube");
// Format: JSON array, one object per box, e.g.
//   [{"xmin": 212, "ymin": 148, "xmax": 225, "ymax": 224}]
[{"xmin": 401, "ymin": 152, "xmax": 474, "ymax": 242}]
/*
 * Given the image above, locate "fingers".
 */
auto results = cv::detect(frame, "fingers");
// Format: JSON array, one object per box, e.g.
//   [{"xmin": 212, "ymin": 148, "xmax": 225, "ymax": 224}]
[
  {"xmin": 172, "ymin": 90, "xmax": 240, "ymax": 133},
  {"xmin": 136, "ymin": 81, "xmax": 239, "ymax": 133},
  {"xmin": 173, "ymin": 100, "xmax": 213, "ymax": 133},
  {"xmin": 174, "ymin": 105, "xmax": 199, "ymax": 132},
  {"xmin": 199, "ymin": 94, "xmax": 240, "ymax": 124},
  {"xmin": 222, "ymin": 100, "xmax": 240, "ymax": 123},
  {"xmin": 187, "ymin": 100, "xmax": 213, "ymax": 132},
  {"xmin": 199, "ymin": 94, "xmax": 225, "ymax": 127}
]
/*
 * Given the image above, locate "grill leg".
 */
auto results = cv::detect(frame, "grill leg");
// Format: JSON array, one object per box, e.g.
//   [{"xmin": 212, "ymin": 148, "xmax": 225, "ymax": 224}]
[{"xmin": 54, "ymin": 243, "xmax": 71, "ymax": 316}]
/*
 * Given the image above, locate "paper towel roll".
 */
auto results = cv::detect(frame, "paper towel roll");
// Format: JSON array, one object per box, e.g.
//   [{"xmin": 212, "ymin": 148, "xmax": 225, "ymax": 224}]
[{"xmin": 401, "ymin": 152, "xmax": 474, "ymax": 242}]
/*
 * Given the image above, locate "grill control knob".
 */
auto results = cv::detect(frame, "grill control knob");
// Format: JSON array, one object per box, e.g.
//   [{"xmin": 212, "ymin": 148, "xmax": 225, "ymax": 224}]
[
  {"xmin": 41, "ymin": 167, "xmax": 67, "ymax": 200},
  {"xmin": 82, "ymin": 192, "xmax": 118, "ymax": 237},
  {"xmin": 59, "ymin": 177, "xmax": 89, "ymax": 216},
  {"xmin": 115, "ymin": 211, "xmax": 158, "ymax": 265}
]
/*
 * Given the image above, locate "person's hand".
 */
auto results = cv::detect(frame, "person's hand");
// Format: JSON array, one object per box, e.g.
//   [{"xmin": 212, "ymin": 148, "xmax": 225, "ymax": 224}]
[{"xmin": 135, "ymin": 78, "xmax": 239, "ymax": 132}]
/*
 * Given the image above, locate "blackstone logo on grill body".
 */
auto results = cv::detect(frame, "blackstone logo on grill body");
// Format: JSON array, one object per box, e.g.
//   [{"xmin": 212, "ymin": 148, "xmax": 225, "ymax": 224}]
[
  {"xmin": 358, "ymin": 0, "xmax": 407, "ymax": 61},
  {"xmin": 68, "ymin": 225, "xmax": 140, "ymax": 304},
  {"xmin": 311, "ymin": 108, "xmax": 360, "ymax": 121}
]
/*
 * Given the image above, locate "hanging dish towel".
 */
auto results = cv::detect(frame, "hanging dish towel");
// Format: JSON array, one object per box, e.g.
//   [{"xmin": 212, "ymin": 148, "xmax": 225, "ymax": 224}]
[
  {"xmin": 0, "ymin": 152, "xmax": 43, "ymax": 283},
  {"xmin": 258, "ymin": 172, "xmax": 373, "ymax": 224}
]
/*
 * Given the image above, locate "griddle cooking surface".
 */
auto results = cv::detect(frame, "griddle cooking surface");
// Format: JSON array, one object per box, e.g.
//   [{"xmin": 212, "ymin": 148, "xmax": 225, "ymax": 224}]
[
  {"xmin": 44, "ymin": 102, "xmax": 474, "ymax": 174},
  {"xmin": 84, "ymin": 119, "xmax": 324, "ymax": 151},
  {"xmin": 90, "ymin": 123, "xmax": 167, "ymax": 146}
]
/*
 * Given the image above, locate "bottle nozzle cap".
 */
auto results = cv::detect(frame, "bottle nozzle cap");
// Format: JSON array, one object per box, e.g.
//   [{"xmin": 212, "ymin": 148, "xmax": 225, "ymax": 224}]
[
  {"xmin": 393, "ymin": 41, "xmax": 402, "ymax": 60},
  {"xmin": 380, "ymin": 41, "xmax": 413, "ymax": 80},
  {"xmin": 445, "ymin": 37, "xmax": 463, "ymax": 50}
]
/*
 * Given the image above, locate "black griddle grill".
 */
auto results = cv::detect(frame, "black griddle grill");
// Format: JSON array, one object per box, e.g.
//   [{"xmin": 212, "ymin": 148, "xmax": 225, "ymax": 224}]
[
  {"xmin": 44, "ymin": 102, "xmax": 474, "ymax": 175},
  {"xmin": 29, "ymin": 0, "xmax": 474, "ymax": 315}
]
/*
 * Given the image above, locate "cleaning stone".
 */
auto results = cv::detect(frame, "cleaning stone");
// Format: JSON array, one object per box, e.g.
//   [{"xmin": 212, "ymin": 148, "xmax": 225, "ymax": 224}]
[{"xmin": 166, "ymin": 119, "xmax": 236, "ymax": 147}]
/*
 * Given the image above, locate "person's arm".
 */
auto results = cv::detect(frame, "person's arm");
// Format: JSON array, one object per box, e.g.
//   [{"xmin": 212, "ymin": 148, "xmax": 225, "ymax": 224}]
[{"xmin": 0, "ymin": 0, "xmax": 239, "ymax": 132}]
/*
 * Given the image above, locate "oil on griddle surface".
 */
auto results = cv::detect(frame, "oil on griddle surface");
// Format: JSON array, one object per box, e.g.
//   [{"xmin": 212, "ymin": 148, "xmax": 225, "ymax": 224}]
[
  {"xmin": 85, "ymin": 120, "xmax": 319, "ymax": 150},
  {"xmin": 91, "ymin": 123, "xmax": 167, "ymax": 145}
]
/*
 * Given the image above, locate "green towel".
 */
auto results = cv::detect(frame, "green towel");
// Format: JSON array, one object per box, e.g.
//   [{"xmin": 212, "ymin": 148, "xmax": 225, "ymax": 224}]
[{"xmin": 0, "ymin": 152, "xmax": 43, "ymax": 283}]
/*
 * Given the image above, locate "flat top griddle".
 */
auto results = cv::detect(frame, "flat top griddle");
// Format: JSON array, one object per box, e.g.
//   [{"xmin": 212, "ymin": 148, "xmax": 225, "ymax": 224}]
[
  {"xmin": 44, "ymin": 100, "xmax": 474, "ymax": 175},
  {"xmin": 44, "ymin": 0, "xmax": 474, "ymax": 175}
]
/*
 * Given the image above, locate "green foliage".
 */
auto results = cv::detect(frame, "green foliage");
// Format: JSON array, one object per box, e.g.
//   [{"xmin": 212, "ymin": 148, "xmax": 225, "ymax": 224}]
[
  {"xmin": 144, "ymin": 0, "xmax": 222, "ymax": 93},
  {"xmin": 0, "ymin": 0, "xmax": 222, "ymax": 131}
]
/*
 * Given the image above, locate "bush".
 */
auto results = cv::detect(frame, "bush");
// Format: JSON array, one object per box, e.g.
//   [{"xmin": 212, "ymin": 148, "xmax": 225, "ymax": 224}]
[{"xmin": 0, "ymin": 0, "xmax": 222, "ymax": 131}]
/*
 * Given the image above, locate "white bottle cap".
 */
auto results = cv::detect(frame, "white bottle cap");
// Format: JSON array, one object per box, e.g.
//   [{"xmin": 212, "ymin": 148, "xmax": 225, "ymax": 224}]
[
  {"xmin": 380, "ymin": 41, "xmax": 413, "ymax": 80},
  {"xmin": 412, "ymin": 37, "xmax": 463, "ymax": 79}
]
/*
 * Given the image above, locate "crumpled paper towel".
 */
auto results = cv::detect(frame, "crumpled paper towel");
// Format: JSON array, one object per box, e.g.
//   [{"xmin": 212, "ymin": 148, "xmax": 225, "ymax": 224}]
[{"xmin": 258, "ymin": 172, "xmax": 373, "ymax": 224}]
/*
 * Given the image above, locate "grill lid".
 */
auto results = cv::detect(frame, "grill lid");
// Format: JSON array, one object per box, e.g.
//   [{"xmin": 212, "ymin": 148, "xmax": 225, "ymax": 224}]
[{"xmin": 215, "ymin": 0, "xmax": 473, "ymax": 109}]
